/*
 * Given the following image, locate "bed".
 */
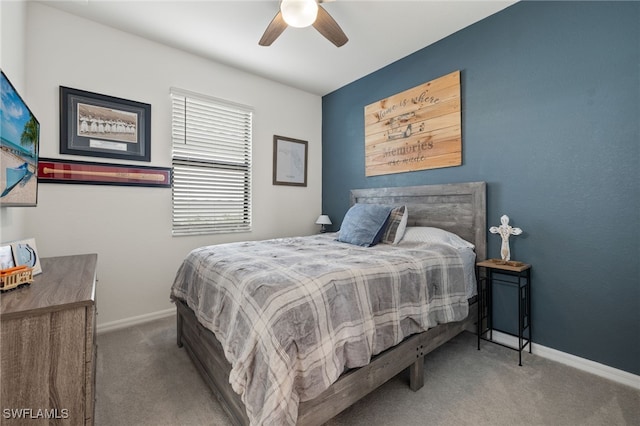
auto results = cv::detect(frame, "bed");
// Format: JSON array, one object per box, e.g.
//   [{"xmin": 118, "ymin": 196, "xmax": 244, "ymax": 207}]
[{"xmin": 170, "ymin": 181, "xmax": 486, "ymax": 425}]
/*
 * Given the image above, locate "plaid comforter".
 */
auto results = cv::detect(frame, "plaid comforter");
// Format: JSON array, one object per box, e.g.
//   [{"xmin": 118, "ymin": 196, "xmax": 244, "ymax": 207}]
[{"xmin": 170, "ymin": 234, "xmax": 469, "ymax": 425}]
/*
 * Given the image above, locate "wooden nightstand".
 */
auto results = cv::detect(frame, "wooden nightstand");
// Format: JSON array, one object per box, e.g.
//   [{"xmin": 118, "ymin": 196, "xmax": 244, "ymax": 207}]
[
  {"xmin": 476, "ymin": 259, "xmax": 531, "ymax": 366},
  {"xmin": 0, "ymin": 254, "xmax": 98, "ymax": 424}
]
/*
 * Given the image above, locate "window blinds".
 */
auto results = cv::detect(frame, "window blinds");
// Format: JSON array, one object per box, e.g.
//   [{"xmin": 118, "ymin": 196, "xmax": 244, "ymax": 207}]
[{"xmin": 171, "ymin": 88, "xmax": 253, "ymax": 236}]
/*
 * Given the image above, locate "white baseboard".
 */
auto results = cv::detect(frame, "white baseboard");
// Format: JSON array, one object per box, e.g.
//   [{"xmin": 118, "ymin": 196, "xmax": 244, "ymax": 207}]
[
  {"xmin": 97, "ymin": 307, "xmax": 175, "ymax": 334},
  {"xmin": 490, "ymin": 330, "xmax": 640, "ymax": 390}
]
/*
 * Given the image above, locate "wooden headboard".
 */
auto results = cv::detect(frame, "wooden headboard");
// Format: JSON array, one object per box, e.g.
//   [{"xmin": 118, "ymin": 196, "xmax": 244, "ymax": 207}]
[{"xmin": 350, "ymin": 181, "xmax": 487, "ymax": 260}]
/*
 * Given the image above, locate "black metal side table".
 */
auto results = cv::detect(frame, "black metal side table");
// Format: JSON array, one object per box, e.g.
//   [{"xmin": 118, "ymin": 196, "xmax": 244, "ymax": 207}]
[{"xmin": 476, "ymin": 259, "xmax": 532, "ymax": 366}]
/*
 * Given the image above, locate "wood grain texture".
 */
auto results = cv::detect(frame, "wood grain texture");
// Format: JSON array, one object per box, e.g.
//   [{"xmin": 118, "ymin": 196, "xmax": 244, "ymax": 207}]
[
  {"xmin": 0, "ymin": 254, "xmax": 97, "ymax": 425},
  {"xmin": 476, "ymin": 259, "xmax": 531, "ymax": 273},
  {"xmin": 173, "ymin": 182, "xmax": 486, "ymax": 425},
  {"xmin": 350, "ymin": 181, "xmax": 487, "ymax": 261},
  {"xmin": 258, "ymin": 11, "xmax": 287, "ymax": 46},
  {"xmin": 85, "ymin": 304, "xmax": 96, "ymax": 424},
  {"xmin": 313, "ymin": 5, "xmax": 348, "ymax": 47},
  {"xmin": 177, "ymin": 301, "xmax": 249, "ymax": 426},
  {"xmin": 1, "ymin": 254, "xmax": 97, "ymax": 319},
  {"xmin": 364, "ymin": 71, "xmax": 461, "ymax": 176}
]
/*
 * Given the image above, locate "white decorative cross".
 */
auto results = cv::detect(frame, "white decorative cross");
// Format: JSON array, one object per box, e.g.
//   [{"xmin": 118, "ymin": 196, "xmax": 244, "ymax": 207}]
[{"xmin": 489, "ymin": 215, "xmax": 523, "ymax": 261}]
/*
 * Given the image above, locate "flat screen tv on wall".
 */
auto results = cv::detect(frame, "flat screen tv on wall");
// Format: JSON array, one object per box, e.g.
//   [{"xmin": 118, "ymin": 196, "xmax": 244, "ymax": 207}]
[{"xmin": 1, "ymin": 70, "xmax": 39, "ymax": 207}]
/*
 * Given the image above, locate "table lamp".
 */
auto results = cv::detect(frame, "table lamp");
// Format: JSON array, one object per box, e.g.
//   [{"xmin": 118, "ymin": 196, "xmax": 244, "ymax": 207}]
[{"xmin": 315, "ymin": 215, "xmax": 332, "ymax": 233}]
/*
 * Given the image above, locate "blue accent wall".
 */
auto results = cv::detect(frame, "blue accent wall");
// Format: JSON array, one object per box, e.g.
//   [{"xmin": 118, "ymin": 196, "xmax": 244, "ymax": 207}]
[{"xmin": 321, "ymin": 1, "xmax": 639, "ymax": 374}]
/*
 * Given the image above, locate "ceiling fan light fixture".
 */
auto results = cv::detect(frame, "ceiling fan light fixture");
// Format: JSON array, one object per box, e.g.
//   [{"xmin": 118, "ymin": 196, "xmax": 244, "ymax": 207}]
[{"xmin": 280, "ymin": 0, "xmax": 318, "ymax": 28}]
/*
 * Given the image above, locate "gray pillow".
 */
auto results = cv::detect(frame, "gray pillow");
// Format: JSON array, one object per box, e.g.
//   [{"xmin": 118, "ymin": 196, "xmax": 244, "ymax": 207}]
[{"xmin": 337, "ymin": 203, "xmax": 394, "ymax": 247}]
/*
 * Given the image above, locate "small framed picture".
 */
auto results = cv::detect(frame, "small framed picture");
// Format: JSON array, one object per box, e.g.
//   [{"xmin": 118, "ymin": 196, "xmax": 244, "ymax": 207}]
[
  {"xmin": 10, "ymin": 238, "xmax": 42, "ymax": 275},
  {"xmin": 273, "ymin": 135, "xmax": 308, "ymax": 187},
  {"xmin": 0, "ymin": 245, "xmax": 15, "ymax": 270}
]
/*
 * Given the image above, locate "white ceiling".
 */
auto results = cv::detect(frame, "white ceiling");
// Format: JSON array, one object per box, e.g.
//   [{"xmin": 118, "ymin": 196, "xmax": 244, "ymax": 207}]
[{"xmin": 40, "ymin": 0, "xmax": 516, "ymax": 96}]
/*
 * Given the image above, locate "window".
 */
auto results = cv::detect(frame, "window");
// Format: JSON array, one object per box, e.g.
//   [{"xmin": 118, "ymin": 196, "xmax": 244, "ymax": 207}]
[{"xmin": 171, "ymin": 88, "xmax": 252, "ymax": 236}]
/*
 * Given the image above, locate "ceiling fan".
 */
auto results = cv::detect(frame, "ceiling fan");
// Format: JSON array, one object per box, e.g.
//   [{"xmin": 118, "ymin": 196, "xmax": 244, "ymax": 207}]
[{"xmin": 259, "ymin": 0, "xmax": 348, "ymax": 47}]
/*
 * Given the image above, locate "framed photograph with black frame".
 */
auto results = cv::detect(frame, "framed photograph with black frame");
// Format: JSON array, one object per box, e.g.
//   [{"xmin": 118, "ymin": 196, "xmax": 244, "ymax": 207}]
[
  {"xmin": 273, "ymin": 135, "xmax": 307, "ymax": 187},
  {"xmin": 60, "ymin": 86, "xmax": 151, "ymax": 161}
]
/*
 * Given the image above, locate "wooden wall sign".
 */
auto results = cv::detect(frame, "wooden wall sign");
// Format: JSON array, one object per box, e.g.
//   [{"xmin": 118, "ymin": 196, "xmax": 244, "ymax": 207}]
[{"xmin": 364, "ymin": 70, "xmax": 461, "ymax": 176}]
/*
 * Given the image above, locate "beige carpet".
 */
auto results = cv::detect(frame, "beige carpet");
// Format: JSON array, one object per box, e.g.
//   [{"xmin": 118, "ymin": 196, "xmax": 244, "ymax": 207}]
[{"xmin": 95, "ymin": 316, "xmax": 640, "ymax": 425}]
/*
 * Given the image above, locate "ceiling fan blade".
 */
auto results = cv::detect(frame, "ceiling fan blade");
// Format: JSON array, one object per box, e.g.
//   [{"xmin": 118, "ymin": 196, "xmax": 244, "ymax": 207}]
[
  {"xmin": 313, "ymin": 5, "xmax": 348, "ymax": 47},
  {"xmin": 259, "ymin": 11, "xmax": 288, "ymax": 46}
]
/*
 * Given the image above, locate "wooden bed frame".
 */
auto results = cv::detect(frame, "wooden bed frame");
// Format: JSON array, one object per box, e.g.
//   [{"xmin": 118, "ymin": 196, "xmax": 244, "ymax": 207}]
[{"xmin": 174, "ymin": 181, "xmax": 486, "ymax": 425}]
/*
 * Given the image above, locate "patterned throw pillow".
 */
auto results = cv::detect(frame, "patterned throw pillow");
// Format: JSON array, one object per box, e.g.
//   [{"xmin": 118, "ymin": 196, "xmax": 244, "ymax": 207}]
[{"xmin": 381, "ymin": 205, "xmax": 408, "ymax": 245}]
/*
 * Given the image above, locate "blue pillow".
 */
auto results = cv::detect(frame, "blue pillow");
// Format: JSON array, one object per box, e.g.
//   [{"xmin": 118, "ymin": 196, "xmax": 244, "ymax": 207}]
[{"xmin": 337, "ymin": 203, "xmax": 394, "ymax": 247}]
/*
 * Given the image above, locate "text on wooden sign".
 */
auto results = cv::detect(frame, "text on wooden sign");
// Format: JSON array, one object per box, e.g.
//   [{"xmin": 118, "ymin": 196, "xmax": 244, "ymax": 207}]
[{"xmin": 364, "ymin": 70, "xmax": 462, "ymax": 176}]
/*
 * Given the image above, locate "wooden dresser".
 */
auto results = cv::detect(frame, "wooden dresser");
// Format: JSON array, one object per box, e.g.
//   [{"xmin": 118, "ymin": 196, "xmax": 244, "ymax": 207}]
[{"xmin": 0, "ymin": 254, "xmax": 97, "ymax": 425}]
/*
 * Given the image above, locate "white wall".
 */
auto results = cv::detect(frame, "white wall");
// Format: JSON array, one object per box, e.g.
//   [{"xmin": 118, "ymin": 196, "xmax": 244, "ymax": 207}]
[
  {"xmin": 0, "ymin": 0, "xmax": 28, "ymax": 243},
  {"xmin": 21, "ymin": 3, "xmax": 323, "ymax": 326}
]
